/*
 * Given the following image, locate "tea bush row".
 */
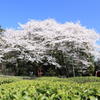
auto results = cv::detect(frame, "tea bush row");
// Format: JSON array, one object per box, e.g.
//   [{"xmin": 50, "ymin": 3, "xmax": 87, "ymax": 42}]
[
  {"xmin": 36, "ymin": 76, "xmax": 100, "ymax": 83},
  {"xmin": 0, "ymin": 77, "xmax": 22, "ymax": 85},
  {"xmin": 0, "ymin": 77, "xmax": 100, "ymax": 100}
]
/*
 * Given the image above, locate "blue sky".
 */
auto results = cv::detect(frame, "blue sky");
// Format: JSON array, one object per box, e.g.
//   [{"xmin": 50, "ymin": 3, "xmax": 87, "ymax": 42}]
[{"xmin": 0, "ymin": 0, "xmax": 100, "ymax": 43}]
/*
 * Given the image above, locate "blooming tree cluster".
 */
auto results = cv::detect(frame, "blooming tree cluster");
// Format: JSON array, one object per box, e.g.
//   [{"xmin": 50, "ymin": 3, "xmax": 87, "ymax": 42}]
[{"xmin": 0, "ymin": 19, "xmax": 100, "ymax": 69}]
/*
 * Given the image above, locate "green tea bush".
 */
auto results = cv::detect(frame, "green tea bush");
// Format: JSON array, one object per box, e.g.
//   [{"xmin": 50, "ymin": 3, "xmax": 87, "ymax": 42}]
[
  {"xmin": 67, "ymin": 76, "xmax": 100, "ymax": 83},
  {"xmin": 0, "ymin": 77, "xmax": 22, "ymax": 85},
  {"xmin": 36, "ymin": 76, "xmax": 100, "ymax": 83},
  {"xmin": 0, "ymin": 77, "xmax": 100, "ymax": 100}
]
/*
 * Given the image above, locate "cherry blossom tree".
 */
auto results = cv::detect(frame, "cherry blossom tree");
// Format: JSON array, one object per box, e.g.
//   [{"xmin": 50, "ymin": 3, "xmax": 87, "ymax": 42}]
[{"xmin": 0, "ymin": 19, "xmax": 100, "ymax": 75}]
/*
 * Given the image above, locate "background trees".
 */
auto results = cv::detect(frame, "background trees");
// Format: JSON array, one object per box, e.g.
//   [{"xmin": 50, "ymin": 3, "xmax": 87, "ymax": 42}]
[
  {"xmin": 0, "ymin": 19, "xmax": 100, "ymax": 76},
  {"xmin": 0, "ymin": 25, "xmax": 5, "ymax": 34}
]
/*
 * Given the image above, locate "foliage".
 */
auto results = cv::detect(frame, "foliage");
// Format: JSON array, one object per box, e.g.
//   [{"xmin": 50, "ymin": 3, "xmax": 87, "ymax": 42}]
[
  {"xmin": 0, "ymin": 25, "xmax": 5, "ymax": 34},
  {"xmin": 0, "ymin": 77, "xmax": 100, "ymax": 99},
  {"xmin": 35, "ymin": 77, "xmax": 100, "ymax": 83},
  {"xmin": 0, "ymin": 76, "xmax": 22, "ymax": 85},
  {"xmin": 0, "ymin": 19, "xmax": 100, "ymax": 76},
  {"xmin": 66, "ymin": 76, "xmax": 100, "ymax": 83},
  {"xmin": 95, "ymin": 58, "xmax": 100, "ymax": 71}
]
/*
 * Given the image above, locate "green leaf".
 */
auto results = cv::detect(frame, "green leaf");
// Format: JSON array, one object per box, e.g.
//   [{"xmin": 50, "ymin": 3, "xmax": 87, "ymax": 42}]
[{"xmin": 89, "ymin": 96, "xmax": 97, "ymax": 100}]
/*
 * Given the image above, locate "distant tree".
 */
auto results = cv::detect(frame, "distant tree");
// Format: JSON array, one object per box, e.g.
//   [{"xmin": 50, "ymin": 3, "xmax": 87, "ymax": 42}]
[
  {"xmin": 95, "ymin": 58, "xmax": 100, "ymax": 70},
  {"xmin": 0, "ymin": 25, "xmax": 5, "ymax": 34}
]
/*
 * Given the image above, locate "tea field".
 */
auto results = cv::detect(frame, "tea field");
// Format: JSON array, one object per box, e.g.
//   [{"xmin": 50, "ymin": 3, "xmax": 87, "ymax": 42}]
[{"xmin": 0, "ymin": 76, "xmax": 100, "ymax": 100}]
